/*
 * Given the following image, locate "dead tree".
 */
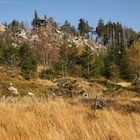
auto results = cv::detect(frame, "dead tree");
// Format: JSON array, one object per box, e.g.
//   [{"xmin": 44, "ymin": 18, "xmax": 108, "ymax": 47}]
[{"xmin": 94, "ymin": 95, "xmax": 108, "ymax": 111}]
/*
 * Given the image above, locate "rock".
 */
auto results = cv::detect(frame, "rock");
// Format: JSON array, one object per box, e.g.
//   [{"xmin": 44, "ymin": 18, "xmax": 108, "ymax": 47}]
[
  {"xmin": 80, "ymin": 91, "xmax": 89, "ymax": 99},
  {"xmin": 0, "ymin": 24, "xmax": 6, "ymax": 32},
  {"xmin": 83, "ymin": 92, "xmax": 89, "ymax": 98},
  {"xmin": 13, "ymin": 29, "xmax": 27, "ymax": 39},
  {"xmin": 8, "ymin": 83, "xmax": 19, "ymax": 95},
  {"xmin": 27, "ymin": 92, "xmax": 34, "ymax": 96}
]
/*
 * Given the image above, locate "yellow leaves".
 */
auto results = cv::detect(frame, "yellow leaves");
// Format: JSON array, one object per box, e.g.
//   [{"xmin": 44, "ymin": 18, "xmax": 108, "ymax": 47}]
[{"xmin": 127, "ymin": 42, "xmax": 140, "ymax": 72}]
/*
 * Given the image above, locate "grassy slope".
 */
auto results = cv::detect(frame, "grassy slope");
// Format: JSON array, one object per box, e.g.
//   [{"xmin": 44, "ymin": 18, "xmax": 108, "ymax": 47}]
[
  {"xmin": 0, "ymin": 73, "xmax": 53, "ymax": 97},
  {"xmin": 0, "ymin": 74, "xmax": 140, "ymax": 140}
]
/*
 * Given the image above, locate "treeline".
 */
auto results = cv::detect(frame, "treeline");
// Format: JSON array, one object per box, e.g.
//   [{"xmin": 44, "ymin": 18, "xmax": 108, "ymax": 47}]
[
  {"xmin": 0, "ymin": 11, "xmax": 140, "ymax": 85},
  {"xmin": 0, "ymin": 31, "xmax": 140, "ymax": 84},
  {"xmin": 95, "ymin": 19, "xmax": 139, "ymax": 47},
  {"xmin": 2, "ymin": 11, "xmax": 140, "ymax": 45}
]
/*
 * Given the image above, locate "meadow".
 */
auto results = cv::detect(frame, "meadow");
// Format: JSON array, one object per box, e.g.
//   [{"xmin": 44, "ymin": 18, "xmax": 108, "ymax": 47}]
[{"xmin": 0, "ymin": 74, "xmax": 140, "ymax": 140}]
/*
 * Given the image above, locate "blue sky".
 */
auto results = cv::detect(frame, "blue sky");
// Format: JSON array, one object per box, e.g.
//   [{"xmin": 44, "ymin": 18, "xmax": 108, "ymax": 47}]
[{"xmin": 0, "ymin": 0, "xmax": 140, "ymax": 31}]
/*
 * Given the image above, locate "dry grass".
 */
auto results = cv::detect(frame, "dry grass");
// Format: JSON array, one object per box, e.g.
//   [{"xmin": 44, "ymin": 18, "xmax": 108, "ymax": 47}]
[
  {"xmin": 0, "ymin": 74, "xmax": 140, "ymax": 140},
  {"xmin": 0, "ymin": 74, "xmax": 51, "ymax": 97},
  {"xmin": 0, "ymin": 97, "xmax": 140, "ymax": 140}
]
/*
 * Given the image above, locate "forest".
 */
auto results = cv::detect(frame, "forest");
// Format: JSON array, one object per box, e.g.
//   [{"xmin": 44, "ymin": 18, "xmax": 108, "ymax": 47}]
[{"xmin": 0, "ymin": 11, "xmax": 140, "ymax": 84}]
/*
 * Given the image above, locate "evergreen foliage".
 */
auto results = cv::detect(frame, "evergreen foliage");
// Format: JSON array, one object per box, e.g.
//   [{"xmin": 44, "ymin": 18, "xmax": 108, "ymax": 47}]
[
  {"xmin": 19, "ymin": 43, "xmax": 37, "ymax": 80},
  {"xmin": 79, "ymin": 45, "xmax": 95, "ymax": 79},
  {"xmin": 78, "ymin": 18, "xmax": 93, "ymax": 38},
  {"xmin": 39, "ymin": 68, "xmax": 55, "ymax": 80}
]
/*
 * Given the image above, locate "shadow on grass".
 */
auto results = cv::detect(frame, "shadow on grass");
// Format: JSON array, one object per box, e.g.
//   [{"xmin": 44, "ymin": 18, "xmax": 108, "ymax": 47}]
[{"xmin": 106, "ymin": 98, "xmax": 140, "ymax": 114}]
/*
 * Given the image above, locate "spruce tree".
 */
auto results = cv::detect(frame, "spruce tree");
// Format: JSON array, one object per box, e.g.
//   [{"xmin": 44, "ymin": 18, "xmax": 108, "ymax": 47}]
[
  {"xmin": 79, "ymin": 45, "xmax": 94, "ymax": 79},
  {"xmin": 32, "ymin": 10, "xmax": 40, "ymax": 28},
  {"xmin": 8, "ymin": 20, "xmax": 20, "ymax": 37},
  {"xmin": 61, "ymin": 20, "xmax": 71, "ymax": 34},
  {"xmin": 19, "ymin": 43, "xmax": 37, "ymax": 80},
  {"xmin": 96, "ymin": 19, "xmax": 106, "ymax": 45},
  {"xmin": 1, "ymin": 41, "xmax": 20, "ymax": 77},
  {"xmin": 78, "ymin": 18, "xmax": 93, "ymax": 38}
]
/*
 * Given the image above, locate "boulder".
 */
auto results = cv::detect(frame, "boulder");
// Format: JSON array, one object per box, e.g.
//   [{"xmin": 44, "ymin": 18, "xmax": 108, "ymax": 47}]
[
  {"xmin": 27, "ymin": 92, "xmax": 34, "ymax": 96},
  {"xmin": 0, "ymin": 24, "xmax": 6, "ymax": 32},
  {"xmin": 8, "ymin": 83, "xmax": 19, "ymax": 95}
]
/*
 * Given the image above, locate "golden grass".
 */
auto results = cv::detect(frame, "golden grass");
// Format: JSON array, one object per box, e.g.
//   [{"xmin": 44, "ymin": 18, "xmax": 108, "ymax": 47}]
[
  {"xmin": 0, "ymin": 74, "xmax": 140, "ymax": 140},
  {"xmin": 0, "ymin": 97, "xmax": 140, "ymax": 140}
]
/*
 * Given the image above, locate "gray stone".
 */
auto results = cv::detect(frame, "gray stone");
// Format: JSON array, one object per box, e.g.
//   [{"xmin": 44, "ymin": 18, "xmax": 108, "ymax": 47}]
[{"xmin": 8, "ymin": 83, "xmax": 19, "ymax": 95}]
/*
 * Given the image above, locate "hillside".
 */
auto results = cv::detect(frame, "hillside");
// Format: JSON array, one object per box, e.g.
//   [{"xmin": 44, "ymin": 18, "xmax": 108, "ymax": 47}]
[
  {"xmin": 0, "ymin": 23, "xmax": 105, "ymax": 53},
  {"xmin": 0, "ymin": 11, "xmax": 140, "ymax": 140}
]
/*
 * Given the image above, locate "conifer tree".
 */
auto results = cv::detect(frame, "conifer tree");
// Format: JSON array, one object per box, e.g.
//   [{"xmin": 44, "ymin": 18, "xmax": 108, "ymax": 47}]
[
  {"xmin": 61, "ymin": 20, "xmax": 71, "ymax": 34},
  {"xmin": 54, "ymin": 36, "xmax": 79, "ymax": 77},
  {"xmin": 78, "ymin": 18, "xmax": 93, "ymax": 38},
  {"xmin": 1, "ymin": 41, "xmax": 20, "ymax": 77},
  {"xmin": 8, "ymin": 20, "xmax": 20, "ymax": 36},
  {"xmin": 19, "ymin": 43, "xmax": 37, "ymax": 80},
  {"xmin": 32, "ymin": 10, "xmax": 40, "ymax": 28},
  {"xmin": 79, "ymin": 45, "xmax": 94, "ymax": 78}
]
